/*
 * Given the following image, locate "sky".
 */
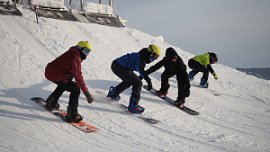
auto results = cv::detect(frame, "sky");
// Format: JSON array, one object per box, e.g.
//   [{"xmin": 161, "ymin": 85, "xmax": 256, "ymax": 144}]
[{"xmin": 113, "ymin": 0, "xmax": 270, "ymax": 68}]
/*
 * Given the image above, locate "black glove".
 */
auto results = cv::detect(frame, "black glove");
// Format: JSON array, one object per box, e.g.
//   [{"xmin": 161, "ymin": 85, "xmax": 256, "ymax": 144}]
[
  {"xmin": 146, "ymin": 80, "xmax": 152, "ymax": 91},
  {"xmin": 185, "ymin": 89, "xmax": 190, "ymax": 97}
]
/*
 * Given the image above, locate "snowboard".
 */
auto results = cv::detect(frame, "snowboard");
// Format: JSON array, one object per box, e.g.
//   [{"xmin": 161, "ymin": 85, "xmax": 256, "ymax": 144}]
[
  {"xmin": 119, "ymin": 104, "xmax": 159, "ymax": 124},
  {"xmin": 143, "ymin": 85, "xmax": 199, "ymax": 115},
  {"xmin": 94, "ymin": 90, "xmax": 159, "ymax": 124},
  {"xmin": 31, "ymin": 97, "xmax": 98, "ymax": 133}
]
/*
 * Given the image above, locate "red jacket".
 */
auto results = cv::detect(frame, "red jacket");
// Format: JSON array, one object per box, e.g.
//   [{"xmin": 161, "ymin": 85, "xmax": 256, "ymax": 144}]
[{"xmin": 45, "ymin": 46, "xmax": 88, "ymax": 93}]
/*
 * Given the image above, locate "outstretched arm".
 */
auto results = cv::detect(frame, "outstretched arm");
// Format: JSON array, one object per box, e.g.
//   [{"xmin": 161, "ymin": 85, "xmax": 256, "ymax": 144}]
[
  {"xmin": 145, "ymin": 58, "xmax": 164, "ymax": 75},
  {"xmin": 207, "ymin": 64, "xmax": 218, "ymax": 79}
]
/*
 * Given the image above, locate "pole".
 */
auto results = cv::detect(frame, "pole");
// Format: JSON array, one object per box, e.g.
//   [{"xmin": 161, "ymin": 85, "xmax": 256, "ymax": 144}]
[
  {"xmin": 33, "ymin": 5, "xmax": 39, "ymax": 24},
  {"xmin": 80, "ymin": 0, "xmax": 83, "ymax": 12},
  {"xmin": 109, "ymin": 0, "xmax": 112, "ymax": 6}
]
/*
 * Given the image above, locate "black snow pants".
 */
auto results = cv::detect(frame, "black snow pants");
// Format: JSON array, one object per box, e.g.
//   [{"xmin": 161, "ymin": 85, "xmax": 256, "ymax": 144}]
[
  {"xmin": 49, "ymin": 80, "xmax": 80, "ymax": 115},
  {"xmin": 160, "ymin": 70, "xmax": 189, "ymax": 101},
  {"xmin": 111, "ymin": 60, "xmax": 142, "ymax": 101},
  {"xmin": 188, "ymin": 59, "xmax": 209, "ymax": 81}
]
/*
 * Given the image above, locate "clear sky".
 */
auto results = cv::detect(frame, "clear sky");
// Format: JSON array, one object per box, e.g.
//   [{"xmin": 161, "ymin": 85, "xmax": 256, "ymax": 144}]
[{"xmin": 113, "ymin": 0, "xmax": 270, "ymax": 68}]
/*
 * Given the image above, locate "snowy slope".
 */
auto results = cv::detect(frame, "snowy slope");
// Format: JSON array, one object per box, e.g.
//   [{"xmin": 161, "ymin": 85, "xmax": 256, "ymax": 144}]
[{"xmin": 1, "ymin": 7, "xmax": 270, "ymax": 152}]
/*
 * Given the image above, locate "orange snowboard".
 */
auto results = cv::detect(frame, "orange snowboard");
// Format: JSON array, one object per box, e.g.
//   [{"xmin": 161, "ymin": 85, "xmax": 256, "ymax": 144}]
[
  {"xmin": 31, "ymin": 97, "xmax": 98, "ymax": 133},
  {"xmin": 53, "ymin": 110, "xmax": 98, "ymax": 133}
]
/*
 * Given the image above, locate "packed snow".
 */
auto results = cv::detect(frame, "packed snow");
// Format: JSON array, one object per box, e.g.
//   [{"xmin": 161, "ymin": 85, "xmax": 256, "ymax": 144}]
[{"xmin": 1, "ymin": 6, "xmax": 270, "ymax": 152}]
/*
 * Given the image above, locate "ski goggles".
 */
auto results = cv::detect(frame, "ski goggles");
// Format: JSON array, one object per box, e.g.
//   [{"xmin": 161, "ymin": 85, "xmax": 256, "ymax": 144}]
[
  {"xmin": 82, "ymin": 47, "xmax": 92, "ymax": 56},
  {"xmin": 149, "ymin": 53, "xmax": 159, "ymax": 62}
]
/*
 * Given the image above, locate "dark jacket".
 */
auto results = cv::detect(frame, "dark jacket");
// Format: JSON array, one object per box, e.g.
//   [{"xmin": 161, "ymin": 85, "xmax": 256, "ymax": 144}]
[
  {"xmin": 115, "ymin": 48, "xmax": 152, "ymax": 83},
  {"xmin": 146, "ymin": 48, "xmax": 187, "ymax": 74},
  {"xmin": 146, "ymin": 48, "xmax": 190, "ymax": 88}
]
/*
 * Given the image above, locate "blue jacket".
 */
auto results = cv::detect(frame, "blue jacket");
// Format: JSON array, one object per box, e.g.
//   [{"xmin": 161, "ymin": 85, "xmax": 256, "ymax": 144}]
[
  {"xmin": 115, "ymin": 52, "xmax": 150, "ymax": 81},
  {"xmin": 115, "ymin": 52, "xmax": 143, "ymax": 74}
]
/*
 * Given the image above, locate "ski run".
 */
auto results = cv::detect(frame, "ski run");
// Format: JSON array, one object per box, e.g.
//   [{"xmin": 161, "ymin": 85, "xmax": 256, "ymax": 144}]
[{"xmin": 0, "ymin": 6, "xmax": 270, "ymax": 152}]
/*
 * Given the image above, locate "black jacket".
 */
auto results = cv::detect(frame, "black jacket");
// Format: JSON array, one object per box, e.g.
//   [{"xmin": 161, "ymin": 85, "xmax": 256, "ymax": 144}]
[
  {"xmin": 146, "ymin": 48, "xmax": 187, "ymax": 75},
  {"xmin": 146, "ymin": 48, "xmax": 190, "ymax": 88}
]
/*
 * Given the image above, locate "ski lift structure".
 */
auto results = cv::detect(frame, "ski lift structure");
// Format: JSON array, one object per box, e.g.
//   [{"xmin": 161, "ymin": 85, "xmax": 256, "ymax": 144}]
[
  {"xmin": 0, "ymin": 0, "xmax": 22, "ymax": 16},
  {"xmin": 30, "ymin": 0, "xmax": 78, "ymax": 23},
  {"xmin": 30, "ymin": 0, "xmax": 126, "ymax": 27},
  {"xmin": 78, "ymin": 0, "xmax": 126, "ymax": 27}
]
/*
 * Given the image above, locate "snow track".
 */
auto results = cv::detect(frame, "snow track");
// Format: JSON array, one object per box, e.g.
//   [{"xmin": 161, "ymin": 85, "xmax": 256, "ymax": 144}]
[{"xmin": 0, "ymin": 6, "xmax": 270, "ymax": 152}]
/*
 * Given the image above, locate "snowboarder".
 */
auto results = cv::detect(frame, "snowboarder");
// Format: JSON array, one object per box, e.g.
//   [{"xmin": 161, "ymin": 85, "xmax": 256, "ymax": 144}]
[
  {"xmin": 188, "ymin": 52, "xmax": 218, "ymax": 88},
  {"xmin": 107, "ymin": 44, "xmax": 161, "ymax": 114},
  {"xmin": 145, "ymin": 47, "xmax": 190, "ymax": 108},
  {"xmin": 44, "ymin": 41, "xmax": 94, "ymax": 122}
]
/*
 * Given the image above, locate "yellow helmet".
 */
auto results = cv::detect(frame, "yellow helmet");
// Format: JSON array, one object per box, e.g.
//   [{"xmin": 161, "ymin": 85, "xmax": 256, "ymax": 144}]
[
  {"xmin": 148, "ymin": 44, "xmax": 161, "ymax": 57},
  {"xmin": 77, "ymin": 41, "xmax": 93, "ymax": 50}
]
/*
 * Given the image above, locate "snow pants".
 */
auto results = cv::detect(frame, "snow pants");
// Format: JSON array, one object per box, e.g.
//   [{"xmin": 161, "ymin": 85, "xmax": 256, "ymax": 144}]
[
  {"xmin": 111, "ymin": 60, "xmax": 142, "ymax": 101},
  {"xmin": 160, "ymin": 70, "xmax": 190, "ymax": 101},
  {"xmin": 188, "ymin": 59, "xmax": 209, "ymax": 82},
  {"xmin": 48, "ymin": 80, "xmax": 80, "ymax": 115}
]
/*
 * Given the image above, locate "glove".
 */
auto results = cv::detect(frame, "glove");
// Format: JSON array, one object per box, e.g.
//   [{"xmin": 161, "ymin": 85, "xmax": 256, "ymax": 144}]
[
  {"xmin": 84, "ymin": 91, "xmax": 94, "ymax": 103},
  {"xmin": 212, "ymin": 72, "xmax": 218, "ymax": 80},
  {"xmin": 146, "ymin": 79, "xmax": 152, "ymax": 91},
  {"xmin": 185, "ymin": 89, "xmax": 190, "ymax": 97}
]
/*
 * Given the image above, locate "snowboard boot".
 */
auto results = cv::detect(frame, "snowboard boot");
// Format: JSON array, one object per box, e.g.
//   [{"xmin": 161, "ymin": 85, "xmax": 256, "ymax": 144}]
[
  {"xmin": 174, "ymin": 100, "xmax": 185, "ymax": 108},
  {"xmin": 45, "ymin": 95, "xmax": 60, "ymax": 111},
  {"xmin": 200, "ymin": 77, "xmax": 209, "ymax": 88},
  {"xmin": 156, "ymin": 91, "xmax": 167, "ymax": 98},
  {"xmin": 65, "ymin": 106, "xmax": 83, "ymax": 123},
  {"xmin": 156, "ymin": 83, "xmax": 170, "ymax": 98},
  {"xmin": 128, "ymin": 105, "xmax": 145, "ymax": 114},
  {"xmin": 107, "ymin": 86, "xmax": 121, "ymax": 101},
  {"xmin": 128, "ymin": 97, "xmax": 144, "ymax": 114}
]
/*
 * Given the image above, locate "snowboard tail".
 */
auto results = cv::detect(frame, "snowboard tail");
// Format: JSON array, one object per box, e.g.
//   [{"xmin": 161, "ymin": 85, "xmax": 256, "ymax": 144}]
[
  {"xmin": 143, "ymin": 85, "xmax": 199, "ymax": 115},
  {"xmin": 119, "ymin": 104, "xmax": 159, "ymax": 124},
  {"xmin": 31, "ymin": 97, "xmax": 98, "ymax": 133}
]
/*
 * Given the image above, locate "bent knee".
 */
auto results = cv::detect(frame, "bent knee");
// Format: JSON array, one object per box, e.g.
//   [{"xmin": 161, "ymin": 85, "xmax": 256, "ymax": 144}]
[{"xmin": 134, "ymin": 78, "xmax": 142, "ymax": 87}]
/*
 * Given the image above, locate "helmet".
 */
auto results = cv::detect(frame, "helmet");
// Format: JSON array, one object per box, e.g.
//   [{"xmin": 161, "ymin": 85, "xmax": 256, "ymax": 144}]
[
  {"xmin": 77, "ymin": 41, "xmax": 93, "ymax": 58},
  {"xmin": 147, "ymin": 44, "xmax": 161, "ymax": 57},
  {"xmin": 77, "ymin": 41, "xmax": 93, "ymax": 50},
  {"xmin": 209, "ymin": 52, "xmax": 218, "ymax": 63}
]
